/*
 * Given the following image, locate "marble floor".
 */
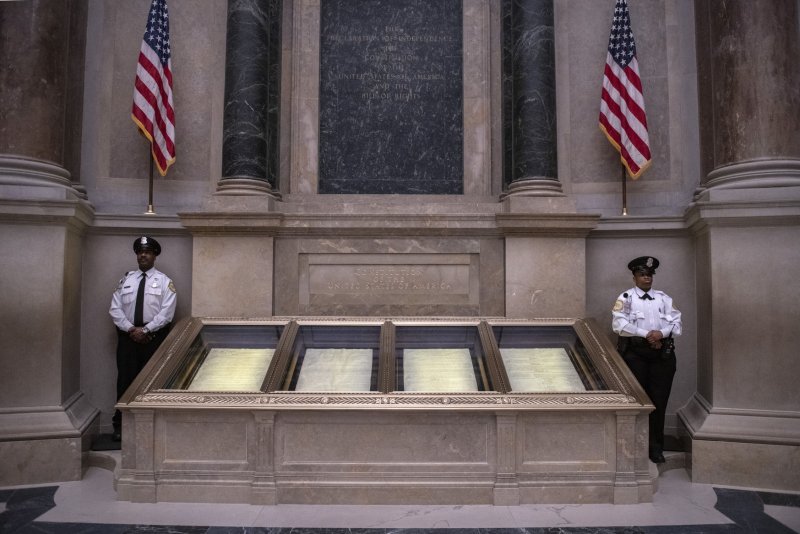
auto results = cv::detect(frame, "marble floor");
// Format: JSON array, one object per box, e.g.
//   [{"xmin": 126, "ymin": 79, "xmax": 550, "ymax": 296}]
[{"xmin": 1, "ymin": 453, "xmax": 799, "ymax": 533}]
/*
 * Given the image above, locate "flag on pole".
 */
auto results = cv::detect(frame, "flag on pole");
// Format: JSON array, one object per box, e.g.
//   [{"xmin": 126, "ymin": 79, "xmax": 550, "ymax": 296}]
[
  {"xmin": 599, "ymin": 0, "xmax": 651, "ymax": 179},
  {"xmin": 131, "ymin": 0, "xmax": 176, "ymax": 176}
]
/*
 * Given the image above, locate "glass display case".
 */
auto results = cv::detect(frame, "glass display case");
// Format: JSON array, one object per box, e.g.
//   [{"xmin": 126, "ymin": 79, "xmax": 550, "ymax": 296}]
[
  {"xmin": 165, "ymin": 324, "xmax": 285, "ymax": 391},
  {"xmin": 284, "ymin": 324, "xmax": 382, "ymax": 392},
  {"xmin": 117, "ymin": 317, "xmax": 654, "ymax": 507},
  {"xmin": 135, "ymin": 318, "xmax": 620, "ymax": 397},
  {"xmin": 491, "ymin": 324, "xmax": 605, "ymax": 392}
]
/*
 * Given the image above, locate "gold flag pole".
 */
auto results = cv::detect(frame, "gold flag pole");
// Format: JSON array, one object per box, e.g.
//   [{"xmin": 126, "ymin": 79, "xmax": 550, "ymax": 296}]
[
  {"xmin": 145, "ymin": 152, "xmax": 156, "ymax": 215},
  {"xmin": 621, "ymin": 163, "xmax": 628, "ymax": 216}
]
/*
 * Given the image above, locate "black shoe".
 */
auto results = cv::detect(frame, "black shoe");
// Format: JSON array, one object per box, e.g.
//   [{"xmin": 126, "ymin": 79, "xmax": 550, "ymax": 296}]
[
  {"xmin": 649, "ymin": 452, "xmax": 665, "ymax": 464},
  {"xmin": 112, "ymin": 430, "xmax": 121, "ymax": 441}
]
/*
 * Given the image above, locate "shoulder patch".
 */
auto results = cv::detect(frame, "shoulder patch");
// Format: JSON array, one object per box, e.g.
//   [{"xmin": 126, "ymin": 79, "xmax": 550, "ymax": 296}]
[
  {"xmin": 168, "ymin": 280, "xmax": 176, "ymax": 293},
  {"xmin": 115, "ymin": 273, "xmax": 128, "ymax": 291},
  {"xmin": 613, "ymin": 299, "xmax": 623, "ymax": 312}
]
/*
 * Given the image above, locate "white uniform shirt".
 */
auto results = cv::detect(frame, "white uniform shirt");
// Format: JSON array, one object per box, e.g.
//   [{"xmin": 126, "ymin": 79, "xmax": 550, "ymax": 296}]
[
  {"xmin": 109, "ymin": 267, "xmax": 177, "ymax": 333},
  {"xmin": 611, "ymin": 286, "xmax": 682, "ymax": 339}
]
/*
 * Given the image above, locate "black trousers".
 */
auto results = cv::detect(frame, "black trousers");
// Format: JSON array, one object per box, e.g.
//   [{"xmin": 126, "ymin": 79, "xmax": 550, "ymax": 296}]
[
  {"xmin": 112, "ymin": 327, "xmax": 169, "ymax": 430},
  {"xmin": 622, "ymin": 341, "xmax": 676, "ymax": 453}
]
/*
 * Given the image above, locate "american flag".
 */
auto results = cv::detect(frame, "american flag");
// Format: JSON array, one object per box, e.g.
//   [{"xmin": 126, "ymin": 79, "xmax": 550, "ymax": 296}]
[
  {"xmin": 131, "ymin": 0, "xmax": 175, "ymax": 176},
  {"xmin": 599, "ymin": 0, "xmax": 651, "ymax": 179}
]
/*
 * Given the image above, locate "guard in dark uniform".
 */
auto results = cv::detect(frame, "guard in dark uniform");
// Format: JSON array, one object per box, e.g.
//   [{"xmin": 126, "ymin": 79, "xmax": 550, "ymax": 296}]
[
  {"xmin": 611, "ymin": 256, "xmax": 682, "ymax": 464},
  {"xmin": 109, "ymin": 236, "xmax": 177, "ymax": 441}
]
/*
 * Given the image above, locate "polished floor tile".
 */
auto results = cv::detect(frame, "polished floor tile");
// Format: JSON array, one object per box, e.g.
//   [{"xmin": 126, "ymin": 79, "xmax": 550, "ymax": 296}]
[{"xmin": 1, "ymin": 462, "xmax": 799, "ymax": 533}]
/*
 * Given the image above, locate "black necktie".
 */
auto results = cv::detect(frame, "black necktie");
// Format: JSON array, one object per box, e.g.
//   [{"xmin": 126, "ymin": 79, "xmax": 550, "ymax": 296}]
[{"xmin": 134, "ymin": 273, "xmax": 147, "ymax": 326}]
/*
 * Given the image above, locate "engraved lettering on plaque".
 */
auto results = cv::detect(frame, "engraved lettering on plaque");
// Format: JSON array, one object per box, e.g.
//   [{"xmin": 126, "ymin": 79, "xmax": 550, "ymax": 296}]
[
  {"xmin": 313, "ymin": 264, "xmax": 466, "ymax": 294},
  {"xmin": 319, "ymin": 0, "xmax": 463, "ymax": 194},
  {"xmin": 188, "ymin": 348, "xmax": 275, "ymax": 391},
  {"xmin": 295, "ymin": 348, "xmax": 374, "ymax": 391},
  {"xmin": 403, "ymin": 348, "xmax": 478, "ymax": 392},
  {"xmin": 500, "ymin": 348, "xmax": 587, "ymax": 392}
]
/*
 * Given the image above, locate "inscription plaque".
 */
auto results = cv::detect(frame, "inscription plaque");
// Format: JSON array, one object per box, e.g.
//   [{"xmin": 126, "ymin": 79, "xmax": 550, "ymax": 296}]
[
  {"xmin": 300, "ymin": 253, "xmax": 480, "ymax": 315},
  {"xmin": 312, "ymin": 264, "xmax": 467, "ymax": 294},
  {"xmin": 319, "ymin": 0, "xmax": 464, "ymax": 194}
]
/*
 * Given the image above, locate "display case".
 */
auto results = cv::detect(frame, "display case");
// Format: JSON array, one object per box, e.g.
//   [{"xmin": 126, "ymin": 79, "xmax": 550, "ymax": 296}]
[
  {"xmin": 132, "ymin": 319, "xmax": 612, "ymax": 395},
  {"xmin": 117, "ymin": 317, "xmax": 655, "ymax": 506}
]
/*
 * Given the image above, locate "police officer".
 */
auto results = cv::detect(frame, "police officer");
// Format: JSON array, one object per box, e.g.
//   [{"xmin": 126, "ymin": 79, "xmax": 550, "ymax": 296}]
[
  {"xmin": 109, "ymin": 236, "xmax": 177, "ymax": 441},
  {"xmin": 612, "ymin": 256, "xmax": 681, "ymax": 464}
]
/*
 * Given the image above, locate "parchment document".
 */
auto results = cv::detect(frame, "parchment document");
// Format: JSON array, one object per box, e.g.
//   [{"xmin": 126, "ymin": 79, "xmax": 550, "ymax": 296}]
[
  {"xmin": 403, "ymin": 348, "xmax": 478, "ymax": 392},
  {"xmin": 500, "ymin": 348, "xmax": 586, "ymax": 392},
  {"xmin": 188, "ymin": 348, "xmax": 275, "ymax": 391},
  {"xmin": 294, "ymin": 348, "xmax": 373, "ymax": 391}
]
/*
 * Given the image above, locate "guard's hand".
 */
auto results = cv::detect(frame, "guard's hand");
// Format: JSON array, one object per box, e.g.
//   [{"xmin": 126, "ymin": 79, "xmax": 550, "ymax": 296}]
[
  {"xmin": 646, "ymin": 330, "xmax": 663, "ymax": 344},
  {"xmin": 129, "ymin": 327, "xmax": 151, "ymax": 344}
]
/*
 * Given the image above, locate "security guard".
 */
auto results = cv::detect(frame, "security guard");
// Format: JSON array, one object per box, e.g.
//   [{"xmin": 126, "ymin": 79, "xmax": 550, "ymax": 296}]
[
  {"xmin": 612, "ymin": 256, "xmax": 681, "ymax": 464},
  {"xmin": 109, "ymin": 236, "xmax": 177, "ymax": 441}
]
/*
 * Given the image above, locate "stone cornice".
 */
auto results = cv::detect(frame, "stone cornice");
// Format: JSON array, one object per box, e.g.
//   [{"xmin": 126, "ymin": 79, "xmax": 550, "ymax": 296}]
[
  {"xmin": 177, "ymin": 209, "xmax": 602, "ymax": 238},
  {"xmin": 589, "ymin": 216, "xmax": 687, "ymax": 238},
  {"xmin": 686, "ymin": 199, "xmax": 800, "ymax": 234},
  {"xmin": 0, "ymin": 198, "xmax": 94, "ymax": 232},
  {"xmin": 178, "ymin": 211, "xmax": 284, "ymax": 235},
  {"xmin": 495, "ymin": 213, "xmax": 599, "ymax": 237}
]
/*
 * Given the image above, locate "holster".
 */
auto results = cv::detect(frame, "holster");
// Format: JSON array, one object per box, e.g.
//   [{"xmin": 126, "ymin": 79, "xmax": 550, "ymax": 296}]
[
  {"xmin": 661, "ymin": 336, "xmax": 675, "ymax": 358},
  {"xmin": 616, "ymin": 336, "xmax": 630, "ymax": 355}
]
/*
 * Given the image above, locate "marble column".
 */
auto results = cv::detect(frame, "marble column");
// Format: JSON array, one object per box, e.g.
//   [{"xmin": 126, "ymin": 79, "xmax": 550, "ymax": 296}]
[
  {"xmin": 0, "ymin": 0, "xmax": 87, "ymax": 200},
  {"xmin": 680, "ymin": 0, "xmax": 800, "ymax": 491},
  {"xmin": 0, "ymin": 1, "xmax": 97, "ymax": 485},
  {"xmin": 501, "ymin": 0, "xmax": 562, "ymax": 199},
  {"xmin": 498, "ymin": 0, "xmax": 587, "ymax": 322},
  {"xmin": 217, "ymin": 0, "xmax": 282, "ymax": 197},
  {"xmin": 693, "ymin": 0, "xmax": 800, "ymax": 195}
]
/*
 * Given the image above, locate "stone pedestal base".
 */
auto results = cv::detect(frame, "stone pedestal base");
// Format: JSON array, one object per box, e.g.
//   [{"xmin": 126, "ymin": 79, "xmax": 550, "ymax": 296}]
[
  {"xmin": 117, "ymin": 408, "xmax": 654, "ymax": 505},
  {"xmin": 680, "ymin": 394, "xmax": 800, "ymax": 491},
  {"xmin": 0, "ymin": 393, "xmax": 98, "ymax": 485},
  {"xmin": 682, "ymin": 165, "xmax": 800, "ymax": 492},
  {"xmin": 0, "ymin": 180, "xmax": 98, "ymax": 485},
  {"xmin": 689, "ymin": 439, "xmax": 800, "ymax": 491}
]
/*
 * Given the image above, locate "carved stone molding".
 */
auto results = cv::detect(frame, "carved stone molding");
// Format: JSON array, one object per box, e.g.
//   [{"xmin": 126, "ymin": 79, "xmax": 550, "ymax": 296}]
[
  {"xmin": 136, "ymin": 391, "xmax": 637, "ymax": 409},
  {"xmin": 0, "ymin": 154, "xmax": 86, "ymax": 201},
  {"xmin": 693, "ymin": 158, "xmax": 800, "ymax": 202}
]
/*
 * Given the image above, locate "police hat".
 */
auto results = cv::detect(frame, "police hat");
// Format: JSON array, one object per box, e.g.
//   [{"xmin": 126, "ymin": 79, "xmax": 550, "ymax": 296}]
[
  {"xmin": 133, "ymin": 236, "xmax": 161, "ymax": 256},
  {"xmin": 628, "ymin": 256, "xmax": 659, "ymax": 274}
]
